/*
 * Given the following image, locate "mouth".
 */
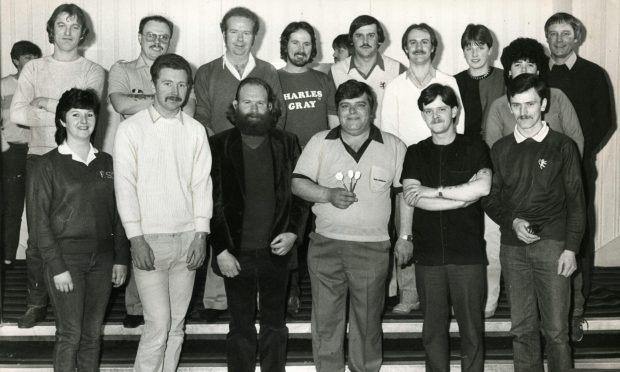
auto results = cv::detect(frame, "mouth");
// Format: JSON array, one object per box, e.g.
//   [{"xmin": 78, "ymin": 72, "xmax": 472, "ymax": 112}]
[{"xmin": 166, "ymin": 96, "xmax": 182, "ymax": 102}]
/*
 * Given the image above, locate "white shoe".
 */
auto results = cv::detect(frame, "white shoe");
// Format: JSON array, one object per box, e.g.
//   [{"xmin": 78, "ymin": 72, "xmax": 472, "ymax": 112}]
[{"xmin": 392, "ymin": 302, "xmax": 420, "ymax": 314}]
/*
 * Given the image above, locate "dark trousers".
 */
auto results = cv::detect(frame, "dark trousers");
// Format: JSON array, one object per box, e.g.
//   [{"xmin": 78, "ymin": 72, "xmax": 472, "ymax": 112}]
[
  {"xmin": 1, "ymin": 143, "xmax": 27, "ymax": 261},
  {"xmin": 25, "ymin": 154, "xmax": 48, "ymax": 307},
  {"xmin": 416, "ymin": 264, "xmax": 485, "ymax": 372},
  {"xmin": 224, "ymin": 251, "xmax": 289, "ymax": 372},
  {"xmin": 44, "ymin": 250, "xmax": 113, "ymax": 372}
]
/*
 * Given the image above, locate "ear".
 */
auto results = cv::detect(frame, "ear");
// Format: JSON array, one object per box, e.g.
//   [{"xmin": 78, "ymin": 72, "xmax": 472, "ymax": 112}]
[
  {"xmin": 540, "ymin": 98, "xmax": 548, "ymax": 112},
  {"xmin": 268, "ymin": 102, "xmax": 273, "ymax": 111},
  {"xmin": 11, "ymin": 58, "xmax": 19, "ymax": 68},
  {"xmin": 60, "ymin": 120, "xmax": 67, "ymax": 128},
  {"xmin": 151, "ymin": 80, "xmax": 156, "ymax": 92},
  {"xmin": 233, "ymin": 100, "xmax": 239, "ymax": 110},
  {"xmin": 138, "ymin": 33, "xmax": 143, "ymax": 44},
  {"xmin": 451, "ymin": 107, "xmax": 458, "ymax": 119}
]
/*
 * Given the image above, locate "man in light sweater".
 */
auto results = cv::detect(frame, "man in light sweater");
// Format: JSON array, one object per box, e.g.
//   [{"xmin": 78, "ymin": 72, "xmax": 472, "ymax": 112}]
[
  {"xmin": 114, "ymin": 54, "xmax": 212, "ymax": 372},
  {"xmin": 10, "ymin": 3, "xmax": 105, "ymax": 329}
]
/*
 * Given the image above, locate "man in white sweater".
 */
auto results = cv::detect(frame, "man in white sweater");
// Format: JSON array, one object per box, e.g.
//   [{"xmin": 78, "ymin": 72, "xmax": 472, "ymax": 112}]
[
  {"xmin": 114, "ymin": 54, "xmax": 212, "ymax": 372},
  {"xmin": 10, "ymin": 3, "xmax": 105, "ymax": 329}
]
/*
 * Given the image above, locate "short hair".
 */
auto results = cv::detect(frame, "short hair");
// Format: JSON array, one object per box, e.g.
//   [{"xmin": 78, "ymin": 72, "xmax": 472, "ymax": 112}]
[
  {"xmin": 544, "ymin": 12, "xmax": 583, "ymax": 41},
  {"xmin": 54, "ymin": 88, "xmax": 99, "ymax": 145},
  {"xmin": 401, "ymin": 23, "xmax": 438, "ymax": 60},
  {"xmin": 46, "ymin": 3, "xmax": 90, "ymax": 45},
  {"xmin": 335, "ymin": 79, "xmax": 377, "ymax": 115},
  {"xmin": 227, "ymin": 77, "xmax": 282, "ymax": 125},
  {"xmin": 279, "ymin": 21, "xmax": 317, "ymax": 63},
  {"xmin": 506, "ymin": 73, "xmax": 550, "ymax": 105},
  {"xmin": 461, "ymin": 24, "xmax": 494, "ymax": 49},
  {"xmin": 500, "ymin": 38, "xmax": 549, "ymax": 83},
  {"xmin": 417, "ymin": 83, "xmax": 459, "ymax": 111},
  {"xmin": 150, "ymin": 54, "xmax": 193, "ymax": 86},
  {"xmin": 10, "ymin": 41, "xmax": 42, "ymax": 61},
  {"xmin": 349, "ymin": 15, "xmax": 385, "ymax": 44},
  {"xmin": 139, "ymin": 15, "xmax": 174, "ymax": 37},
  {"xmin": 332, "ymin": 34, "xmax": 353, "ymax": 54},
  {"xmin": 220, "ymin": 7, "xmax": 260, "ymax": 35}
]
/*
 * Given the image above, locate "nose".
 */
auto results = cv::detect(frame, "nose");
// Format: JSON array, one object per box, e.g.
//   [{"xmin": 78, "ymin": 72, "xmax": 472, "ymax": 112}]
[
  {"xmin": 170, "ymin": 84, "xmax": 178, "ymax": 95},
  {"xmin": 79, "ymin": 114, "xmax": 87, "ymax": 123},
  {"xmin": 519, "ymin": 106, "xmax": 527, "ymax": 116},
  {"xmin": 472, "ymin": 48, "xmax": 478, "ymax": 57},
  {"xmin": 237, "ymin": 32, "xmax": 244, "ymax": 42},
  {"xmin": 64, "ymin": 27, "xmax": 71, "ymax": 36},
  {"xmin": 363, "ymin": 35, "xmax": 370, "ymax": 45}
]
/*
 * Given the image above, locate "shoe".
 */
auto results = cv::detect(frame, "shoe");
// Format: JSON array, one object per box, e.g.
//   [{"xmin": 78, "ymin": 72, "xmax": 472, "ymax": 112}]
[
  {"xmin": 199, "ymin": 309, "xmax": 225, "ymax": 323},
  {"xmin": 17, "ymin": 306, "xmax": 46, "ymax": 328},
  {"xmin": 123, "ymin": 314, "xmax": 144, "ymax": 328},
  {"xmin": 571, "ymin": 316, "xmax": 588, "ymax": 342},
  {"xmin": 392, "ymin": 302, "xmax": 420, "ymax": 314},
  {"xmin": 287, "ymin": 296, "xmax": 300, "ymax": 315}
]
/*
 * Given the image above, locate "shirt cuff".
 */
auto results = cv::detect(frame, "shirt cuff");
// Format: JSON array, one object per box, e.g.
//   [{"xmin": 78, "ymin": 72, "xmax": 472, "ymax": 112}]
[
  {"xmin": 194, "ymin": 217, "xmax": 211, "ymax": 234},
  {"xmin": 123, "ymin": 221, "xmax": 143, "ymax": 239}
]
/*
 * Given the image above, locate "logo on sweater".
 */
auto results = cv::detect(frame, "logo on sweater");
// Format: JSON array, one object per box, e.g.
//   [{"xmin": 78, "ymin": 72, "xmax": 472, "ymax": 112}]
[
  {"xmin": 99, "ymin": 171, "xmax": 114, "ymax": 179},
  {"xmin": 379, "ymin": 82, "xmax": 386, "ymax": 89},
  {"xmin": 538, "ymin": 159, "xmax": 548, "ymax": 170}
]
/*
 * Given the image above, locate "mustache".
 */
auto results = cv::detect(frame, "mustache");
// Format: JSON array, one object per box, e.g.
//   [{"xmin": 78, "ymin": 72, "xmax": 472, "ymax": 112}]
[
  {"xmin": 518, "ymin": 115, "xmax": 533, "ymax": 120},
  {"xmin": 294, "ymin": 52, "xmax": 307, "ymax": 58},
  {"xmin": 431, "ymin": 118, "xmax": 444, "ymax": 124}
]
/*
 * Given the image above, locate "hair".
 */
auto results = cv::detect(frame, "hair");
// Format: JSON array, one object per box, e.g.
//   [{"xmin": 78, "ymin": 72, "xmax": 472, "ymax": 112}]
[
  {"xmin": 332, "ymin": 34, "xmax": 353, "ymax": 54},
  {"xmin": 500, "ymin": 38, "xmax": 549, "ymax": 83},
  {"xmin": 348, "ymin": 15, "xmax": 385, "ymax": 44},
  {"xmin": 220, "ymin": 7, "xmax": 260, "ymax": 35},
  {"xmin": 226, "ymin": 77, "xmax": 282, "ymax": 125},
  {"xmin": 54, "ymin": 88, "xmax": 99, "ymax": 145},
  {"xmin": 335, "ymin": 79, "xmax": 377, "ymax": 114},
  {"xmin": 401, "ymin": 23, "xmax": 438, "ymax": 60},
  {"xmin": 46, "ymin": 3, "xmax": 90, "ymax": 45},
  {"xmin": 279, "ymin": 21, "xmax": 318, "ymax": 63},
  {"xmin": 150, "ymin": 54, "xmax": 193, "ymax": 86},
  {"xmin": 417, "ymin": 83, "xmax": 459, "ymax": 111},
  {"xmin": 544, "ymin": 12, "xmax": 583, "ymax": 41},
  {"xmin": 139, "ymin": 15, "xmax": 174, "ymax": 37},
  {"xmin": 10, "ymin": 41, "xmax": 42, "ymax": 61},
  {"xmin": 461, "ymin": 24, "xmax": 493, "ymax": 49},
  {"xmin": 506, "ymin": 73, "xmax": 550, "ymax": 105}
]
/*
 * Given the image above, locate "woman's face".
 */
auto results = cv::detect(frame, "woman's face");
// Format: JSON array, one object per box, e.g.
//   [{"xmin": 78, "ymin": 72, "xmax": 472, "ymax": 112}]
[{"xmin": 62, "ymin": 108, "xmax": 96, "ymax": 142}]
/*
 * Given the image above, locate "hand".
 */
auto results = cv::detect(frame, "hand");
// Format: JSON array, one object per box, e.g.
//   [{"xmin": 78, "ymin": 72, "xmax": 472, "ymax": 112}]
[
  {"xmin": 186, "ymin": 232, "xmax": 208, "ymax": 270},
  {"xmin": 512, "ymin": 218, "xmax": 541, "ymax": 244},
  {"xmin": 270, "ymin": 232, "xmax": 297, "ymax": 256},
  {"xmin": 327, "ymin": 188, "xmax": 357, "ymax": 209},
  {"xmin": 403, "ymin": 184, "xmax": 436, "ymax": 206},
  {"xmin": 30, "ymin": 97, "xmax": 49, "ymax": 110},
  {"xmin": 557, "ymin": 250, "xmax": 577, "ymax": 277},
  {"xmin": 394, "ymin": 239, "xmax": 413, "ymax": 266},
  {"xmin": 130, "ymin": 236, "xmax": 155, "ymax": 271},
  {"xmin": 217, "ymin": 250, "xmax": 241, "ymax": 278},
  {"xmin": 53, "ymin": 271, "xmax": 74, "ymax": 293},
  {"xmin": 112, "ymin": 264, "xmax": 128, "ymax": 287}
]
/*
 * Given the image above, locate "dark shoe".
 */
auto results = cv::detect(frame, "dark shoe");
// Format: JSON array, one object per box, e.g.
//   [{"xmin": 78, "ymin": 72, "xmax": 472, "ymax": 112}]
[
  {"xmin": 199, "ymin": 309, "xmax": 225, "ymax": 323},
  {"xmin": 123, "ymin": 314, "xmax": 145, "ymax": 328},
  {"xmin": 571, "ymin": 317, "xmax": 588, "ymax": 342},
  {"xmin": 287, "ymin": 296, "xmax": 300, "ymax": 315},
  {"xmin": 18, "ymin": 306, "xmax": 46, "ymax": 328}
]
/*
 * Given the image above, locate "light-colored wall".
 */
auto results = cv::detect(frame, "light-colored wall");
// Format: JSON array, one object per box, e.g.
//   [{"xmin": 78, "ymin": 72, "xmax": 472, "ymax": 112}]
[{"xmin": 1, "ymin": 0, "xmax": 619, "ymax": 265}]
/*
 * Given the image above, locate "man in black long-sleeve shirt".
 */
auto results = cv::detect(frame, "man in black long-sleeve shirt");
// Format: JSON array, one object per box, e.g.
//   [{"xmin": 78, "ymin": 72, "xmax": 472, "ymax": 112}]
[{"xmin": 483, "ymin": 74, "xmax": 585, "ymax": 372}]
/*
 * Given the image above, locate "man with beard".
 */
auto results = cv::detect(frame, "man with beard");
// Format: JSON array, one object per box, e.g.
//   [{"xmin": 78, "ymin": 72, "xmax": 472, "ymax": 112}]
[{"xmin": 210, "ymin": 77, "xmax": 307, "ymax": 372}]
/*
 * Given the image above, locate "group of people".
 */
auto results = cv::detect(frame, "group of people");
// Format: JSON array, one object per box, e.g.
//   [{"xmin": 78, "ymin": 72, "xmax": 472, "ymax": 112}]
[{"xmin": 0, "ymin": 3, "xmax": 614, "ymax": 372}]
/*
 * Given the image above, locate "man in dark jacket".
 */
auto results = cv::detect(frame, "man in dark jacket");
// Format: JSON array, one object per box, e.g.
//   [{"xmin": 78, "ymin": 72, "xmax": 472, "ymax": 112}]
[{"xmin": 210, "ymin": 77, "xmax": 307, "ymax": 372}]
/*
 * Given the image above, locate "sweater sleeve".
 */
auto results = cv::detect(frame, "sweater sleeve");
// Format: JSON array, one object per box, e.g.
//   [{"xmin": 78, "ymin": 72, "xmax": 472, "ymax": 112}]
[
  {"xmin": 191, "ymin": 126, "xmax": 213, "ymax": 233},
  {"xmin": 9, "ymin": 62, "xmax": 55, "ymax": 128},
  {"xmin": 193, "ymin": 65, "xmax": 212, "ymax": 131},
  {"xmin": 380, "ymin": 81, "xmax": 399, "ymax": 137},
  {"xmin": 556, "ymin": 90, "xmax": 584, "ymax": 156},
  {"xmin": 85, "ymin": 62, "xmax": 106, "ymax": 99},
  {"xmin": 562, "ymin": 140, "xmax": 586, "ymax": 252},
  {"xmin": 589, "ymin": 66, "xmax": 614, "ymax": 152},
  {"xmin": 484, "ymin": 98, "xmax": 505, "ymax": 148},
  {"xmin": 113, "ymin": 123, "xmax": 143, "ymax": 238},
  {"xmin": 267, "ymin": 68, "xmax": 286, "ymax": 130},
  {"xmin": 482, "ymin": 144, "xmax": 513, "ymax": 230}
]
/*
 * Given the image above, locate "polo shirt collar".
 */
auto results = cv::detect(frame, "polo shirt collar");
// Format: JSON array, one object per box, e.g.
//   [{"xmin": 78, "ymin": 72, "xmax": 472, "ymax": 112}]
[
  {"xmin": 549, "ymin": 51, "xmax": 577, "ymax": 70},
  {"xmin": 222, "ymin": 53, "xmax": 256, "ymax": 80},
  {"xmin": 58, "ymin": 141, "xmax": 98, "ymax": 165},
  {"xmin": 136, "ymin": 54, "xmax": 150, "ymax": 69},
  {"xmin": 348, "ymin": 53, "xmax": 385, "ymax": 73},
  {"xmin": 325, "ymin": 124, "xmax": 384, "ymax": 143},
  {"xmin": 514, "ymin": 121, "xmax": 549, "ymax": 143},
  {"xmin": 148, "ymin": 104, "xmax": 185, "ymax": 124}
]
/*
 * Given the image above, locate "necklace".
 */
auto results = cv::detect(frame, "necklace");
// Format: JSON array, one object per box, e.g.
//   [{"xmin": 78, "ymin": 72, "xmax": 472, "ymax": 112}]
[{"xmin": 468, "ymin": 67, "xmax": 492, "ymax": 80}]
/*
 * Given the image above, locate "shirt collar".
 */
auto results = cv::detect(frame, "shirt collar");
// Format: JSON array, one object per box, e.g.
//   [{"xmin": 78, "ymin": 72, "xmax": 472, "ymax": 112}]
[
  {"xmin": 514, "ymin": 121, "xmax": 549, "ymax": 143},
  {"xmin": 549, "ymin": 51, "xmax": 577, "ymax": 70},
  {"xmin": 136, "ymin": 54, "xmax": 150, "ymax": 69},
  {"xmin": 348, "ymin": 53, "xmax": 385, "ymax": 73},
  {"xmin": 58, "ymin": 141, "xmax": 98, "ymax": 165},
  {"xmin": 148, "ymin": 104, "xmax": 185, "ymax": 124},
  {"xmin": 222, "ymin": 53, "xmax": 256, "ymax": 80},
  {"xmin": 325, "ymin": 124, "xmax": 384, "ymax": 143}
]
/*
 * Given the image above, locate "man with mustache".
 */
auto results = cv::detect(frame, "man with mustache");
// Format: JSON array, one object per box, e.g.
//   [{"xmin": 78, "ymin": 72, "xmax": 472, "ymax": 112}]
[
  {"xmin": 381, "ymin": 23, "xmax": 464, "ymax": 315},
  {"xmin": 400, "ymin": 83, "xmax": 491, "ymax": 372},
  {"xmin": 210, "ymin": 77, "xmax": 307, "ymax": 372},
  {"xmin": 483, "ymin": 73, "xmax": 584, "ymax": 372},
  {"xmin": 330, "ymin": 15, "xmax": 405, "ymax": 127}
]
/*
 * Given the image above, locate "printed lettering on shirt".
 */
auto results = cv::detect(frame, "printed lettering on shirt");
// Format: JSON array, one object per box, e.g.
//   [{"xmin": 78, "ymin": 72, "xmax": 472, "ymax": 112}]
[
  {"xmin": 283, "ymin": 90, "xmax": 324, "ymax": 111},
  {"xmin": 99, "ymin": 170, "xmax": 114, "ymax": 179}
]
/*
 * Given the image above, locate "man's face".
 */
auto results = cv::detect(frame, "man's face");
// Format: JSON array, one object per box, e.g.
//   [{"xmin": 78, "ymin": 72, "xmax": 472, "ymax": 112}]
[
  {"xmin": 509, "ymin": 88, "xmax": 547, "ymax": 131},
  {"xmin": 405, "ymin": 28, "xmax": 434, "ymax": 65},
  {"xmin": 546, "ymin": 22, "xmax": 579, "ymax": 60},
  {"xmin": 337, "ymin": 93, "xmax": 372, "ymax": 136},
  {"xmin": 153, "ymin": 68, "xmax": 189, "ymax": 115},
  {"xmin": 287, "ymin": 29, "xmax": 312, "ymax": 67},
  {"xmin": 420, "ymin": 96, "xmax": 457, "ymax": 135},
  {"xmin": 509, "ymin": 59, "xmax": 538, "ymax": 79},
  {"xmin": 233, "ymin": 83, "xmax": 273, "ymax": 136},
  {"xmin": 62, "ymin": 108, "xmax": 96, "ymax": 142},
  {"xmin": 139, "ymin": 20, "xmax": 171, "ymax": 63},
  {"xmin": 224, "ymin": 16, "xmax": 255, "ymax": 57},
  {"xmin": 333, "ymin": 47, "xmax": 350, "ymax": 63},
  {"xmin": 53, "ymin": 12, "xmax": 82, "ymax": 52},
  {"xmin": 463, "ymin": 43, "xmax": 491, "ymax": 71},
  {"xmin": 13, "ymin": 54, "xmax": 38, "ymax": 73},
  {"xmin": 352, "ymin": 24, "xmax": 380, "ymax": 59}
]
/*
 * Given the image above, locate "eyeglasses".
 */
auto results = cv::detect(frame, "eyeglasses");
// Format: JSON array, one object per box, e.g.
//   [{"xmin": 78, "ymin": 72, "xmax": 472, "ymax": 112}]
[{"xmin": 142, "ymin": 32, "xmax": 170, "ymax": 43}]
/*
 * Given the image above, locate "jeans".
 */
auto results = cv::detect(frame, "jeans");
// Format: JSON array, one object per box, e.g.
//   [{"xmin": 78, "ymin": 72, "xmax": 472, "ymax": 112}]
[
  {"xmin": 25, "ymin": 154, "xmax": 48, "ymax": 307},
  {"xmin": 484, "ymin": 214, "xmax": 501, "ymax": 314},
  {"xmin": 202, "ymin": 245, "xmax": 227, "ymax": 310},
  {"xmin": 2, "ymin": 143, "xmax": 27, "ymax": 261},
  {"xmin": 501, "ymin": 240, "xmax": 572, "ymax": 372},
  {"xmin": 44, "ymin": 250, "xmax": 114, "ymax": 372},
  {"xmin": 133, "ymin": 231, "xmax": 196, "ymax": 372},
  {"xmin": 124, "ymin": 266, "xmax": 143, "ymax": 316},
  {"xmin": 308, "ymin": 233, "xmax": 390, "ymax": 372},
  {"xmin": 224, "ymin": 251, "xmax": 289, "ymax": 372},
  {"xmin": 416, "ymin": 264, "xmax": 485, "ymax": 372}
]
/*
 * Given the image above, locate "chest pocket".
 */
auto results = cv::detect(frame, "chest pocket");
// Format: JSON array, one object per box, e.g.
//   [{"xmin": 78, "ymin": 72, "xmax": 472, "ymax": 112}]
[{"xmin": 369, "ymin": 166, "xmax": 391, "ymax": 192}]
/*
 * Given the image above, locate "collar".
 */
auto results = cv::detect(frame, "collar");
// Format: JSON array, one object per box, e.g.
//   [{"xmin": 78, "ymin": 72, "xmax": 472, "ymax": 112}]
[
  {"xmin": 514, "ymin": 121, "xmax": 549, "ymax": 143},
  {"xmin": 325, "ymin": 124, "xmax": 384, "ymax": 143},
  {"xmin": 58, "ymin": 141, "xmax": 98, "ymax": 165},
  {"xmin": 549, "ymin": 51, "xmax": 577, "ymax": 70},
  {"xmin": 136, "ymin": 54, "xmax": 151, "ymax": 69},
  {"xmin": 148, "ymin": 104, "xmax": 185, "ymax": 124},
  {"xmin": 222, "ymin": 53, "xmax": 256, "ymax": 80},
  {"xmin": 348, "ymin": 53, "xmax": 385, "ymax": 73}
]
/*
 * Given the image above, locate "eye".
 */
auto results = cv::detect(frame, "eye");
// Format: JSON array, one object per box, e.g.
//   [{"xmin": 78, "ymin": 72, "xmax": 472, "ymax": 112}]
[
  {"xmin": 439, "ymin": 107, "xmax": 448, "ymax": 113},
  {"xmin": 178, "ymin": 83, "xmax": 187, "ymax": 89},
  {"xmin": 423, "ymin": 109, "xmax": 433, "ymax": 116},
  {"xmin": 87, "ymin": 112, "xmax": 95, "ymax": 118}
]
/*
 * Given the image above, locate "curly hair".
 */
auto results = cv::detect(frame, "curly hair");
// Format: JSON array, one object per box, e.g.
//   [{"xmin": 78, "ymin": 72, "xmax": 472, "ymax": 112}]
[{"xmin": 500, "ymin": 38, "xmax": 549, "ymax": 83}]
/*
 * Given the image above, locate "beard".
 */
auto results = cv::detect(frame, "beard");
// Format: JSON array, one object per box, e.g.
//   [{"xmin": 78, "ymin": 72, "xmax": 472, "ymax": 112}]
[
  {"xmin": 233, "ymin": 109, "xmax": 273, "ymax": 136},
  {"xmin": 289, "ymin": 52, "xmax": 309, "ymax": 67}
]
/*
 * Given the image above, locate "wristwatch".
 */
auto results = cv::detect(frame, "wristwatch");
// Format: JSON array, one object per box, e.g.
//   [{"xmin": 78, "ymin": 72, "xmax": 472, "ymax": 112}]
[
  {"xmin": 437, "ymin": 186, "xmax": 444, "ymax": 198},
  {"xmin": 400, "ymin": 234, "xmax": 414, "ymax": 242}
]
